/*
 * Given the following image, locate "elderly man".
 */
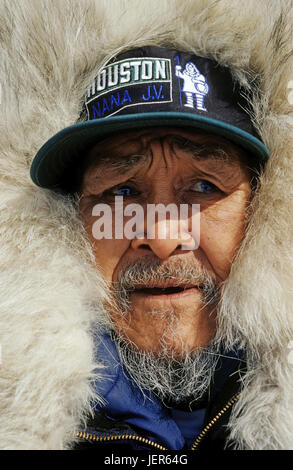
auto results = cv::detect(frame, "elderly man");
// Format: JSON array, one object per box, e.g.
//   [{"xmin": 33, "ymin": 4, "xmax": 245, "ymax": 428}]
[
  {"xmin": 29, "ymin": 46, "xmax": 268, "ymax": 450},
  {"xmin": 1, "ymin": 0, "xmax": 293, "ymax": 452}
]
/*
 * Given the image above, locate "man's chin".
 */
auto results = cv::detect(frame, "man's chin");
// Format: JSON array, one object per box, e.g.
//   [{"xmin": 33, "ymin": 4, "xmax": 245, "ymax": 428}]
[
  {"xmin": 110, "ymin": 302, "xmax": 217, "ymax": 356},
  {"xmin": 111, "ymin": 330, "xmax": 220, "ymax": 403}
]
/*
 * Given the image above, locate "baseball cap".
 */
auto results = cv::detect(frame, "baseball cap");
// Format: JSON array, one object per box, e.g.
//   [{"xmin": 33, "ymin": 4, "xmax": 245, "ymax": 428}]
[{"xmin": 30, "ymin": 46, "xmax": 270, "ymax": 191}]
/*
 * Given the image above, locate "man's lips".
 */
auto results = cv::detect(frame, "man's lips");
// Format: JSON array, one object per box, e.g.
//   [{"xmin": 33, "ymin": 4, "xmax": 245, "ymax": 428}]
[{"xmin": 130, "ymin": 284, "xmax": 202, "ymax": 299}]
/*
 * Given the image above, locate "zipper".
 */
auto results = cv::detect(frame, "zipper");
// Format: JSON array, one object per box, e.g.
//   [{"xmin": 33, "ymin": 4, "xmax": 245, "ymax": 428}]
[
  {"xmin": 76, "ymin": 392, "xmax": 240, "ymax": 451},
  {"xmin": 76, "ymin": 430, "xmax": 168, "ymax": 450},
  {"xmin": 190, "ymin": 392, "xmax": 241, "ymax": 450}
]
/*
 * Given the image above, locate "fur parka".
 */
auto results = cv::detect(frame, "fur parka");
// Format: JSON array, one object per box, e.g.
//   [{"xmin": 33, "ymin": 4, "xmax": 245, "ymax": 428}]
[{"xmin": 0, "ymin": 0, "xmax": 293, "ymax": 450}]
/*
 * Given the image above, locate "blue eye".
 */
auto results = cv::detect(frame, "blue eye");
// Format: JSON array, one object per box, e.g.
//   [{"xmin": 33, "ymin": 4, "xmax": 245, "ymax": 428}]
[
  {"xmin": 113, "ymin": 186, "xmax": 138, "ymax": 197},
  {"xmin": 190, "ymin": 180, "xmax": 216, "ymax": 194}
]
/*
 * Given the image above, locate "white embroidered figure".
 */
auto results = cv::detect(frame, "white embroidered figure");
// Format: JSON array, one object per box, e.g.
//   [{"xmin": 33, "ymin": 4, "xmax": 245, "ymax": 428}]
[{"xmin": 175, "ymin": 61, "xmax": 209, "ymax": 111}]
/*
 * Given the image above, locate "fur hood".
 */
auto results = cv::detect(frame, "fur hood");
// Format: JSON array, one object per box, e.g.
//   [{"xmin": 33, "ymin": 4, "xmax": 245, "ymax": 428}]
[{"xmin": 0, "ymin": 0, "xmax": 293, "ymax": 450}]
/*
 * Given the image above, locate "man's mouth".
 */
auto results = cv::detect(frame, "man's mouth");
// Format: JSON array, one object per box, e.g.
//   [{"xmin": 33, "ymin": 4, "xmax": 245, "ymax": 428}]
[{"xmin": 131, "ymin": 283, "xmax": 202, "ymax": 298}]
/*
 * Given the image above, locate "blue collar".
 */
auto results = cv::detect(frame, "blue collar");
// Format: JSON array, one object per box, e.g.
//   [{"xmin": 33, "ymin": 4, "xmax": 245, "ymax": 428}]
[{"xmin": 93, "ymin": 332, "xmax": 241, "ymax": 450}]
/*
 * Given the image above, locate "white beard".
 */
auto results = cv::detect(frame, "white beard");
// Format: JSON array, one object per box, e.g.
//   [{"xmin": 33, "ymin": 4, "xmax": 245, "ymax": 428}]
[
  {"xmin": 104, "ymin": 255, "xmax": 224, "ymax": 404},
  {"xmin": 111, "ymin": 330, "xmax": 224, "ymax": 405}
]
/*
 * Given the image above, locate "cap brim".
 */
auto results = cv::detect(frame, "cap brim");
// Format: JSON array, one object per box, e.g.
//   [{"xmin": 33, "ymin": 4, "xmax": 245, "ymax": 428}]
[{"xmin": 30, "ymin": 112, "xmax": 270, "ymax": 190}]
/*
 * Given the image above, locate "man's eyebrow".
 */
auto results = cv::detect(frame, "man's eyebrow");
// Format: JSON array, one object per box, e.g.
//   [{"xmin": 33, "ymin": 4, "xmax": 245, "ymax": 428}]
[
  {"xmin": 171, "ymin": 137, "xmax": 236, "ymax": 162},
  {"xmin": 87, "ymin": 152, "xmax": 148, "ymax": 175}
]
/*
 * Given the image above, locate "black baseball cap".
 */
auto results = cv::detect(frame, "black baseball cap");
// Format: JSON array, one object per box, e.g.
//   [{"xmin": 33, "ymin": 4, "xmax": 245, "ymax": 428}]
[{"xmin": 30, "ymin": 46, "xmax": 270, "ymax": 191}]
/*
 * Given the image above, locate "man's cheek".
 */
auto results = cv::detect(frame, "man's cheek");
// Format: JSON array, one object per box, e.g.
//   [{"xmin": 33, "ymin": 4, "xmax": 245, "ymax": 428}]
[
  {"xmin": 92, "ymin": 239, "xmax": 131, "ymax": 282},
  {"xmin": 200, "ymin": 212, "xmax": 247, "ymax": 278}
]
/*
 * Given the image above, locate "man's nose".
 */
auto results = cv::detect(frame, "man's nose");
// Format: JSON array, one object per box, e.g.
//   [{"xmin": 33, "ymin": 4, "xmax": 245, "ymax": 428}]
[
  {"xmin": 129, "ymin": 138, "xmax": 198, "ymax": 259},
  {"xmin": 131, "ymin": 219, "xmax": 196, "ymax": 259}
]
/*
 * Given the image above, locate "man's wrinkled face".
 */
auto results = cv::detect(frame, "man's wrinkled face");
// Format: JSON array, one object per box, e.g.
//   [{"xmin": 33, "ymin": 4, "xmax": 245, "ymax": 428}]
[{"xmin": 79, "ymin": 127, "xmax": 252, "ymax": 358}]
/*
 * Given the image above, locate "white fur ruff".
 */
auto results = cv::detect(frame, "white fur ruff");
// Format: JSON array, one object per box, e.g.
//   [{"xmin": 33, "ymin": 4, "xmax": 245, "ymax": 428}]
[{"xmin": 0, "ymin": 0, "xmax": 293, "ymax": 449}]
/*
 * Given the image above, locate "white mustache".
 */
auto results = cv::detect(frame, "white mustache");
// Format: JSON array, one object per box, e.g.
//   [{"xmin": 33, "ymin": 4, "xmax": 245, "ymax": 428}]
[{"xmin": 111, "ymin": 256, "xmax": 220, "ymax": 309}]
